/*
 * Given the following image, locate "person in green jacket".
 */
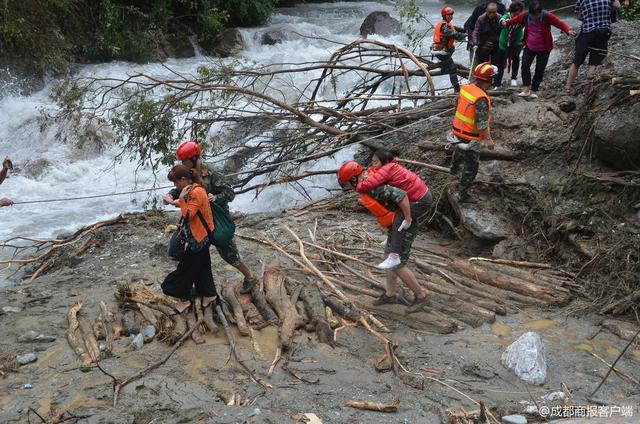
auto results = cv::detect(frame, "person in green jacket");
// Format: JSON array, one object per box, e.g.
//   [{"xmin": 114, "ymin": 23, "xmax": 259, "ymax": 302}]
[{"xmin": 495, "ymin": 1, "xmax": 525, "ymax": 88}]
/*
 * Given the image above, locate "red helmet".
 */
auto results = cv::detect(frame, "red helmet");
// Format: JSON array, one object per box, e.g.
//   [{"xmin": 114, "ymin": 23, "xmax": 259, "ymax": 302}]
[
  {"xmin": 473, "ymin": 62, "xmax": 498, "ymax": 81},
  {"xmin": 441, "ymin": 6, "xmax": 455, "ymax": 17},
  {"xmin": 176, "ymin": 140, "xmax": 202, "ymax": 161},
  {"xmin": 337, "ymin": 161, "xmax": 363, "ymax": 185}
]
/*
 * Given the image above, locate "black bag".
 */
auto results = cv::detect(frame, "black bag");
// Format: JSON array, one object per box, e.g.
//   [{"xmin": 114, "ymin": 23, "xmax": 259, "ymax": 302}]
[{"xmin": 167, "ymin": 218, "xmax": 187, "ymax": 261}]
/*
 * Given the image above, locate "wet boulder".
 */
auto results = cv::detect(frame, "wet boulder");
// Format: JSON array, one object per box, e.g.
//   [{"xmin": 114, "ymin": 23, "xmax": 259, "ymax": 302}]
[
  {"xmin": 160, "ymin": 33, "xmax": 195, "ymax": 59},
  {"xmin": 261, "ymin": 30, "xmax": 287, "ymax": 45},
  {"xmin": 592, "ymin": 100, "xmax": 640, "ymax": 170},
  {"xmin": 359, "ymin": 11, "xmax": 401, "ymax": 38},
  {"xmin": 202, "ymin": 28, "xmax": 245, "ymax": 57}
]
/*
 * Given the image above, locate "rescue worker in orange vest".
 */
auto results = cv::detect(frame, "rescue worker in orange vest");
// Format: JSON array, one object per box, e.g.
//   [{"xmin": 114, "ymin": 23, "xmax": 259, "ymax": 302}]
[
  {"xmin": 337, "ymin": 161, "xmax": 431, "ymax": 313},
  {"xmin": 448, "ymin": 62, "xmax": 497, "ymax": 203},
  {"xmin": 432, "ymin": 7, "xmax": 467, "ymax": 93}
]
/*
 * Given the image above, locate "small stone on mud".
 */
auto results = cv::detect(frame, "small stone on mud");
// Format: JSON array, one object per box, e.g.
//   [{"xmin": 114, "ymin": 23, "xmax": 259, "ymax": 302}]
[
  {"xmin": 415, "ymin": 335, "xmax": 424, "ymax": 342},
  {"xmin": 130, "ymin": 334, "xmax": 144, "ymax": 350},
  {"xmin": 248, "ymin": 408, "xmax": 261, "ymax": 417},
  {"xmin": 23, "ymin": 383, "xmax": 33, "ymax": 389},
  {"xmin": 142, "ymin": 325, "xmax": 156, "ymax": 342},
  {"xmin": 502, "ymin": 414, "xmax": 527, "ymax": 424},
  {"xmin": 17, "ymin": 330, "xmax": 56, "ymax": 343},
  {"xmin": 16, "ymin": 353, "xmax": 37, "ymax": 365},
  {"xmin": 2, "ymin": 306, "xmax": 21, "ymax": 313}
]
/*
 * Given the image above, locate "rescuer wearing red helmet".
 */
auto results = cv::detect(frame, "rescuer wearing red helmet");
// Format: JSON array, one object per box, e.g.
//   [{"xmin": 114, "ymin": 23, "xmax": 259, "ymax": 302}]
[
  {"xmin": 448, "ymin": 62, "xmax": 496, "ymax": 203},
  {"xmin": 432, "ymin": 6, "xmax": 467, "ymax": 92},
  {"xmin": 166, "ymin": 140, "xmax": 259, "ymax": 294},
  {"xmin": 337, "ymin": 159, "xmax": 431, "ymax": 313}
]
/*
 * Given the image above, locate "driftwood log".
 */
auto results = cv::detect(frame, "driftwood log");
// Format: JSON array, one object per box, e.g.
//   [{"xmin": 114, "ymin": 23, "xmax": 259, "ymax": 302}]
[
  {"xmin": 300, "ymin": 279, "xmax": 335, "ymax": 347},
  {"xmin": 417, "ymin": 140, "xmax": 521, "ymax": 161},
  {"xmin": 99, "ymin": 301, "xmax": 114, "ymax": 355},
  {"xmin": 66, "ymin": 303, "xmax": 100, "ymax": 366},
  {"xmin": 263, "ymin": 268, "xmax": 304, "ymax": 350},
  {"xmin": 222, "ymin": 284, "xmax": 250, "ymax": 336},
  {"xmin": 250, "ymin": 283, "xmax": 278, "ymax": 323},
  {"xmin": 447, "ymin": 259, "xmax": 570, "ymax": 306}
]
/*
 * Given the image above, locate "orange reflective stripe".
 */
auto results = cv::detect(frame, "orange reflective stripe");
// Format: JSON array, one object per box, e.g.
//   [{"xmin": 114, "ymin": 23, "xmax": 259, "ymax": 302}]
[
  {"xmin": 451, "ymin": 84, "xmax": 491, "ymax": 141},
  {"xmin": 359, "ymin": 194, "xmax": 395, "ymax": 228}
]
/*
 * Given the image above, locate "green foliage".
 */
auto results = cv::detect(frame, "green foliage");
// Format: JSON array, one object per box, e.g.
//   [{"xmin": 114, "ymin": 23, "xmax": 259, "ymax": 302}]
[
  {"xmin": 395, "ymin": 0, "xmax": 430, "ymax": 52},
  {"xmin": 218, "ymin": 0, "xmax": 276, "ymax": 27},
  {"xmin": 111, "ymin": 94, "xmax": 177, "ymax": 171},
  {"xmin": 619, "ymin": 1, "xmax": 640, "ymax": 21},
  {"xmin": 1, "ymin": 0, "xmax": 275, "ymax": 73}
]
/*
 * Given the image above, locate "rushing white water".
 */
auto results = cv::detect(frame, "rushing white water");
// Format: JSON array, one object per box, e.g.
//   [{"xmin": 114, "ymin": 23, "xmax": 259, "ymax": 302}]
[{"xmin": 0, "ymin": 0, "xmax": 476, "ymax": 243}]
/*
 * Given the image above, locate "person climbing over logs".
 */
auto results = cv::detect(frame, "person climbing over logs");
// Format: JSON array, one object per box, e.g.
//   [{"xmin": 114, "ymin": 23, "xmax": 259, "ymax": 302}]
[
  {"xmin": 448, "ymin": 62, "xmax": 497, "ymax": 203},
  {"xmin": 165, "ymin": 140, "xmax": 259, "ymax": 294},
  {"xmin": 338, "ymin": 159, "xmax": 432, "ymax": 313},
  {"xmin": 162, "ymin": 165, "xmax": 217, "ymax": 314},
  {"xmin": 432, "ymin": 6, "xmax": 467, "ymax": 93},
  {"xmin": 0, "ymin": 156, "xmax": 14, "ymax": 207}
]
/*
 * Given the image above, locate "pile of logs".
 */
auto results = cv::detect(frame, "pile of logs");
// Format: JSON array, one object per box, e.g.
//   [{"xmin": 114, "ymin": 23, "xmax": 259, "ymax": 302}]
[{"xmin": 61, "ymin": 213, "xmax": 579, "ymax": 395}]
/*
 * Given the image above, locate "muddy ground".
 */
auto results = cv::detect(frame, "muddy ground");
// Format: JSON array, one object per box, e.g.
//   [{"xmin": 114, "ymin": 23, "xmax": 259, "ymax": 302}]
[{"xmin": 0, "ymin": 209, "xmax": 639, "ymax": 424}]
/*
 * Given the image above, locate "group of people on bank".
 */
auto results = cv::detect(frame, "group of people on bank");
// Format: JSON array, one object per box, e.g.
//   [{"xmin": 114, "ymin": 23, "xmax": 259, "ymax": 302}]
[
  {"xmin": 335, "ymin": 0, "xmax": 626, "ymax": 311},
  {"xmin": 2, "ymin": 0, "xmax": 628, "ymax": 315},
  {"xmin": 432, "ymin": 0, "xmax": 622, "ymax": 97}
]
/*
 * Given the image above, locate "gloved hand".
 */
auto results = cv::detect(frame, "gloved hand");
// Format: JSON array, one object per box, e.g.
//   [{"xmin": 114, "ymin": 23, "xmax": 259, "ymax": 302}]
[{"xmin": 398, "ymin": 219, "xmax": 412, "ymax": 231}]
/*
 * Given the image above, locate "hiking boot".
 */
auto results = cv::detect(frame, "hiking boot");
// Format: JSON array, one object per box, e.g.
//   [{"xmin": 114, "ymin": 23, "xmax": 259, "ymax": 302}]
[
  {"xmin": 377, "ymin": 254, "xmax": 401, "ymax": 270},
  {"xmin": 239, "ymin": 277, "xmax": 258, "ymax": 294},
  {"xmin": 406, "ymin": 296, "xmax": 431, "ymax": 314},
  {"xmin": 373, "ymin": 293, "xmax": 400, "ymax": 306}
]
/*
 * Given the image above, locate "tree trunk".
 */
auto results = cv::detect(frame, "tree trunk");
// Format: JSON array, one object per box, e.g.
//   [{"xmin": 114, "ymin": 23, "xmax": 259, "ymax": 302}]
[
  {"xmin": 263, "ymin": 268, "xmax": 304, "ymax": 350},
  {"xmin": 300, "ymin": 280, "xmax": 334, "ymax": 347},
  {"xmin": 447, "ymin": 259, "xmax": 569, "ymax": 306},
  {"xmin": 223, "ymin": 284, "xmax": 250, "ymax": 336}
]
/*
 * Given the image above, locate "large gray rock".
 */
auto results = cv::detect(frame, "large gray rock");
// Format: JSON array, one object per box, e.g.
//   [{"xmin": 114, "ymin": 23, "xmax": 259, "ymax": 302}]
[
  {"xmin": 261, "ymin": 30, "xmax": 287, "ymax": 45},
  {"xmin": 359, "ymin": 11, "xmax": 402, "ymax": 38},
  {"xmin": 592, "ymin": 100, "xmax": 640, "ymax": 170},
  {"xmin": 161, "ymin": 33, "xmax": 195, "ymax": 59},
  {"xmin": 462, "ymin": 207, "xmax": 513, "ymax": 241},
  {"xmin": 202, "ymin": 29, "xmax": 245, "ymax": 57}
]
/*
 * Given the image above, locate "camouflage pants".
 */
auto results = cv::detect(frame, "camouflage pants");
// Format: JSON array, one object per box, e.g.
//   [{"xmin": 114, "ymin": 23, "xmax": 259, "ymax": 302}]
[
  {"xmin": 385, "ymin": 192, "xmax": 433, "ymax": 269},
  {"xmin": 437, "ymin": 54, "xmax": 460, "ymax": 91},
  {"xmin": 214, "ymin": 236, "xmax": 242, "ymax": 267},
  {"xmin": 451, "ymin": 141, "xmax": 481, "ymax": 197}
]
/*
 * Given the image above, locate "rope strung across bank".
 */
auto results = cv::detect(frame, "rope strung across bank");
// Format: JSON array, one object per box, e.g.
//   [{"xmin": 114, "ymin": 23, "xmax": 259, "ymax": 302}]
[
  {"xmin": 8, "ymin": 106, "xmax": 453, "ymax": 206},
  {"xmin": 11, "ymin": 185, "xmax": 174, "ymax": 205}
]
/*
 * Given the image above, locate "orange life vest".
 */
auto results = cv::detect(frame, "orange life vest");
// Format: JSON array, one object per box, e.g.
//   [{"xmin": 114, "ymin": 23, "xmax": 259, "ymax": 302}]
[
  {"xmin": 433, "ymin": 20, "xmax": 456, "ymax": 50},
  {"xmin": 451, "ymin": 83, "xmax": 492, "ymax": 141},
  {"xmin": 359, "ymin": 194, "xmax": 395, "ymax": 228}
]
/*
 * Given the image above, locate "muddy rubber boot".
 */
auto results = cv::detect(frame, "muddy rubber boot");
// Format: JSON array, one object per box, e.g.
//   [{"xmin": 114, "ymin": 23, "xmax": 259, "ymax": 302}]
[{"xmin": 239, "ymin": 276, "xmax": 258, "ymax": 294}]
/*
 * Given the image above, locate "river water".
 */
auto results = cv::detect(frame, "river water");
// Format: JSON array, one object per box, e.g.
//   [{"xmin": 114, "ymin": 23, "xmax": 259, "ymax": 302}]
[{"xmin": 0, "ymin": 1, "xmax": 480, "ymax": 243}]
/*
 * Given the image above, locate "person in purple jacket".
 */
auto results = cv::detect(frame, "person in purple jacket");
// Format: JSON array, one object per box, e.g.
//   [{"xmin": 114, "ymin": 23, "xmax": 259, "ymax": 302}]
[{"xmin": 502, "ymin": 1, "xmax": 576, "ymax": 98}]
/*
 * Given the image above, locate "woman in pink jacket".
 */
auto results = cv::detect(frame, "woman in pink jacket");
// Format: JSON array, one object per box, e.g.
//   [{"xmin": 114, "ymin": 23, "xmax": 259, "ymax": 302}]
[{"xmin": 502, "ymin": 1, "xmax": 576, "ymax": 98}]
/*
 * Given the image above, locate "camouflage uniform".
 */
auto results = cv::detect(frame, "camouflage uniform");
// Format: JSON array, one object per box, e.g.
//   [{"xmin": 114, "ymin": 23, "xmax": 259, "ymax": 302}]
[
  {"xmin": 170, "ymin": 162, "xmax": 242, "ymax": 266},
  {"xmin": 450, "ymin": 97, "xmax": 491, "ymax": 199},
  {"xmin": 437, "ymin": 24, "xmax": 467, "ymax": 92},
  {"xmin": 368, "ymin": 185, "xmax": 432, "ymax": 269}
]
